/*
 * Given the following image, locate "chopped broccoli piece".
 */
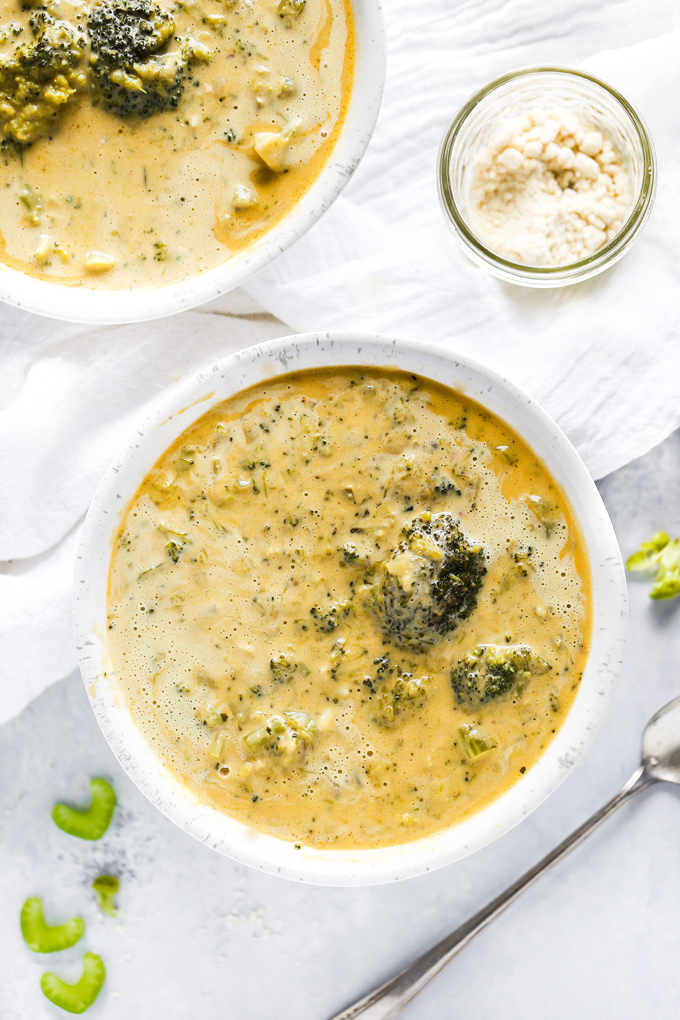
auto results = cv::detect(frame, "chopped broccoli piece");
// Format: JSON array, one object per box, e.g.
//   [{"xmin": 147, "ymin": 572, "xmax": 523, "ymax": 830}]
[
  {"xmin": 626, "ymin": 531, "xmax": 680, "ymax": 600},
  {"xmin": 525, "ymin": 494, "xmax": 558, "ymax": 535},
  {"xmin": 87, "ymin": 0, "xmax": 197, "ymax": 118},
  {"xmin": 0, "ymin": 14, "xmax": 87, "ymax": 145},
  {"xmin": 166, "ymin": 539, "xmax": 185, "ymax": 562},
  {"xmin": 270, "ymin": 653, "xmax": 298, "ymax": 682},
  {"xmin": 342, "ymin": 542, "xmax": 360, "ymax": 562},
  {"xmin": 459, "ymin": 723, "xmax": 496, "ymax": 759},
  {"xmin": 367, "ymin": 512, "xmax": 486, "ymax": 651},
  {"xmin": 361, "ymin": 654, "xmax": 428, "ymax": 724},
  {"xmin": 430, "ymin": 467, "xmax": 461, "ymax": 497},
  {"xmin": 20, "ymin": 898, "xmax": 85, "ymax": 953},
  {"xmin": 243, "ymin": 710, "xmax": 317, "ymax": 765},
  {"xmin": 309, "ymin": 599, "xmax": 352, "ymax": 633},
  {"xmin": 20, "ymin": 183, "xmax": 43, "ymax": 223},
  {"xmin": 375, "ymin": 674, "xmax": 427, "ymax": 724},
  {"xmin": 269, "ymin": 654, "xmax": 308, "ymax": 682},
  {"xmin": 278, "ymin": 0, "xmax": 306, "ymax": 21},
  {"xmin": 451, "ymin": 643, "xmax": 551, "ymax": 707},
  {"xmin": 509, "ymin": 543, "xmax": 535, "ymax": 577}
]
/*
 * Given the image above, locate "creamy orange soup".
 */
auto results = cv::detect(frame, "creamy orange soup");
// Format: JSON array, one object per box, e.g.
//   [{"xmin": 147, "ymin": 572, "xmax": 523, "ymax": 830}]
[
  {"xmin": 106, "ymin": 368, "xmax": 591, "ymax": 849},
  {"xmin": 0, "ymin": 0, "xmax": 353, "ymax": 287}
]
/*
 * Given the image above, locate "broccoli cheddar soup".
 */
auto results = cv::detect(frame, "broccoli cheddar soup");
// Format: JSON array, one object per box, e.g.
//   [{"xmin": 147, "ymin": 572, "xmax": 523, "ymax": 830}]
[
  {"xmin": 107, "ymin": 368, "xmax": 591, "ymax": 850},
  {"xmin": 0, "ymin": 0, "xmax": 353, "ymax": 287}
]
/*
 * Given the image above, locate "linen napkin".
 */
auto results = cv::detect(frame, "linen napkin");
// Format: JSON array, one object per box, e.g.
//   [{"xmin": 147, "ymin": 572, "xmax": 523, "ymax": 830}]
[
  {"xmin": 0, "ymin": 294, "xmax": 289, "ymax": 722},
  {"xmin": 2, "ymin": 0, "xmax": 680, "ymax": 724},
  {"xmin": 245, "ymin": 19, "xmax": 680, "ymax": 483}
]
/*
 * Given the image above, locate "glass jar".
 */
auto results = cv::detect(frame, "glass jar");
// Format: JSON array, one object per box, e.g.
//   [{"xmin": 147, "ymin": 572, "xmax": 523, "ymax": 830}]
[{"xmin": 437, "ymin": 66, "xmax": 656, "ymax": 287}]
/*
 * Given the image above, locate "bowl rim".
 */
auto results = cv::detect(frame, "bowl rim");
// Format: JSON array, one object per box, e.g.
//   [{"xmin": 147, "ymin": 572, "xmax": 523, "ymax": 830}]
[
  {"xmin": 0, "ymin": 0, "xmax": 385, "ymax": 324},
  {"xmin": 437, "ymin": 64, "xmax": 657, "ymax": 288},
  {"xmin": 73, "ymin": 331, "xmax": 627, "ymax": 885}
]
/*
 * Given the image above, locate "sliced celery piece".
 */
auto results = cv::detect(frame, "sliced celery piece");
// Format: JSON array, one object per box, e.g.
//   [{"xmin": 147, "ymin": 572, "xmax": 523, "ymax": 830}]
[
  {"xmin": 459, "ymin": 723, "xmax": 496, "ymax": 760},
  {"xmin": 92, "ymin": 875, "xmax": 119, "ymax": 918},
  {"xmin": 20, "ymin": 898, "xmax": 84, "ymax": 954},
  {"xmin": 626, "ymin": 532, "xmax": 680, "ymax": 600},
  {"xmin": 41, "ymin": 953, "xmax": 106, "ymax": 1014},
  {"xmin": 52, "ymin": 778, "xmax": 116, "ymax": 840}
]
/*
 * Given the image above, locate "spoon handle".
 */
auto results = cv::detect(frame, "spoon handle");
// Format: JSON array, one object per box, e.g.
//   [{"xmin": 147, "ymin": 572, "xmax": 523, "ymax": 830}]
[{"xmin": 328, "ymin": 765, "xmax": 656, "ymax": 1020}]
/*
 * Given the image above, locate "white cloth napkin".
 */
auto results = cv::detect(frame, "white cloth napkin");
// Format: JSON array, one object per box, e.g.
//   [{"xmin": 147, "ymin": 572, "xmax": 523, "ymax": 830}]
[
  {"xmin": 2, "ymin": 0, "xmax": 680, "ymax": 724},
  {"xmin": 245, "ymin": 13, "xmax": 680, "ymax": 483},
  {"xmin": 0, "ymin": 295, "xmax": 289, "ymax": 722}
]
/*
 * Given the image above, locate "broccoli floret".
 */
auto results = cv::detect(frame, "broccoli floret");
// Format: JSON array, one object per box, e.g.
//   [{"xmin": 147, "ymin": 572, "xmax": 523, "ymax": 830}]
[
  {"xmin": 367, "ymin": 512, "xmax": 486, "ymax": 650},
  {"xmin": 309, "ymin": 599, "xmax": 352, "ymax": 633},
  {"xmin": 509, "ymin": 543, "xmax": 535, "ymax": 577},
  {"xmin": 342, "ymin": 542, "xmax": 359, "ymax": 563},
  {"xmin": 451, "ymin": 644, "xmax": 551, "ymax": 707},
  {"xmin": 0, "ymin": 15, "xmax": 87, "ymax": 145},
  {"xmin": 360, "ymin": 654, "xmax": 428, "ymax": 724},
  {"xmin": 430, "ymin": 467, "xmax": 461, "ymax": 497},
  {"xmin": 87, "ymin": 0, "xmax": 197, "ymax": 118},
  {"xmin": 626, "ymin": 531, "xmax": 680, "ymax": 600},
  {"xmin": 278, "ymin": 0, "xmax": 306, "ymax": 23},
  {"xmin": 269, "ymin": 653, "xmax": 308, "ymax": 682},
  {"xmin": 375, "ymin": 674, "xmax": 427, "ymax": 724},
  {"xmin": 243, "ymin": 710, "xmax": 317, "ymax": 765}
]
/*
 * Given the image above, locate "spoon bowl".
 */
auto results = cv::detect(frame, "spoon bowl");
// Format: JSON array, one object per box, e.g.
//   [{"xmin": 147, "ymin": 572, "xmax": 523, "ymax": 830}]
[{"xmin": 642, "ymin": 695, "xmax": 680, "ymax": 784}]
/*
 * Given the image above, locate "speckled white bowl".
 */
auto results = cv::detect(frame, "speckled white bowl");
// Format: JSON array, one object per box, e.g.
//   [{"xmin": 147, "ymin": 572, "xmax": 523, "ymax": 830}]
[
  {"xmin": 0, "ymin": 1, "xmax": 384, "ymax": 324},
  {"xmin": 73, "ymin": 333, "xmax": 627, "ymax": 885}
]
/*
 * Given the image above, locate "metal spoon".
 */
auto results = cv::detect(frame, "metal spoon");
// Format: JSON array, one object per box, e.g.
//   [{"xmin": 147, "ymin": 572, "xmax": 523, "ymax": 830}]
[{"xmin": 329, "ymin": 695, "xmax": 680, "ymax": 1020}]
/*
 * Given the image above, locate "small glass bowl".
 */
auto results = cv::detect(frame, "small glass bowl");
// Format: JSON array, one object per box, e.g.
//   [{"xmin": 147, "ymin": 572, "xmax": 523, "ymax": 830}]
[{"xmin": 437, "ymin": 66, "xmax": 656, "ymax": 288}]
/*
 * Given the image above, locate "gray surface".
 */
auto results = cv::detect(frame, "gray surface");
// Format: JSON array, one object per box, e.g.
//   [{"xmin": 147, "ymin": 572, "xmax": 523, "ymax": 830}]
[{"xmin": 2, "ymin": 429, "xmax": 680, "ymax": 1019}]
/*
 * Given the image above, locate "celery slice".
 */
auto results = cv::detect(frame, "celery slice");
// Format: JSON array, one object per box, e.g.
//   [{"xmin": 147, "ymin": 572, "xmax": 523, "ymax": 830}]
[
  {"xmin": 20, "ymin": 898, "xmax": 84, "ymax": 953},
  {"xmin": 41, "ymin": 953, "xmax": 106, "ymax": 1014},
  {"xmin": 52, "ymin": 778, "xmax": 116, "ymax": 840},
  {"xmin": 626, "ymin": 532, "xmax": 680, "ymax": 600},
  {"xmin": 459, "ymin": 723, "xmax": 496, "ymax": 759},
  {"xmin": 92, "ymin": 875, "xmax": 119, "ymax": 918}
]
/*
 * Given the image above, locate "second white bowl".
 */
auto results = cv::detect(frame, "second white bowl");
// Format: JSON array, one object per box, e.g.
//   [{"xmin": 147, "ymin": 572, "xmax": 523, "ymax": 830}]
[{"xmin": 0, "ymin": 1, "xmax": 385, "ymax": 324}]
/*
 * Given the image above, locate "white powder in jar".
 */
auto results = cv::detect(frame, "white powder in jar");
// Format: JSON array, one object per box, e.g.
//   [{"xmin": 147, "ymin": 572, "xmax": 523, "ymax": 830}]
[{"xmin": 468, "ymin": 109, "xmax": 632, "ymax": 266}]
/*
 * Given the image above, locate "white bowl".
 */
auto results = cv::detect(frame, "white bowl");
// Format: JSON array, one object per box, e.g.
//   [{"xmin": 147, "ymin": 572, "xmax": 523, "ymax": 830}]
[
  {"xmin": 73, "ymin": 333, "xmax": 627, "ymax": 885},
  {"xmin": 0, "ymin": 2, "xmax": 385, "ymax": 325}
]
